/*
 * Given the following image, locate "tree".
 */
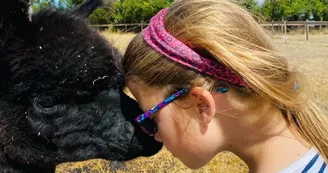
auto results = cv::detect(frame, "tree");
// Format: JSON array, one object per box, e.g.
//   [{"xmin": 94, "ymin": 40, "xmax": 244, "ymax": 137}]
[
  {"xmin": 259, "ymin": 0, "xmax": 328, "ymax": 21},
  {"xmin": 235, "ymin": 0, "xmax": 260, "ymax": 14},
  {"xmin": 31, "ymin": 0, "xmax": 328, "ymax": 23},
  {"xmin": 32, "ymin": 0, "xmax": 174, "ymax": 25},
  {"xmin": 113, "ymin": 0, "xmax": 173, "ymax": 24},
  {"xmin": 311, "ymin": 0, "xmax": 327, "ymax": 20}
]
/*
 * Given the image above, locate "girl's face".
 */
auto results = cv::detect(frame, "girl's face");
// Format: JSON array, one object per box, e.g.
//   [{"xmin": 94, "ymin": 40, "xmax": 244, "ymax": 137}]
[{"xmin": 127, "ymin": 81, "xmax": 226, "ymax": 169}]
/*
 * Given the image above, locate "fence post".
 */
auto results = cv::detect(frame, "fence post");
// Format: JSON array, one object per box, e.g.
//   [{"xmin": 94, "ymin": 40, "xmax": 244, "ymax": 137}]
[
  {"xmin": 305, "ymin": 19, "xmax": 309, "ymax": 41},
  {"xmin": 271, "ymin": 20, "xmax": 274, "ymax": 38},
  {"xmin": 320, "ymin": 17, "xmax": 323, "ymax": 34},
  {"xmin": 141, "ymin": 20, "xmax": 144, "ymax": 31},
  {"xmin": 281, "ymin": 17, "xmax": 284, "ymax": 34},
  {"xmin": 303, "ymin": 21, "xmax": 306, "ymax": 35},
  {"xmin": 284, "ymin": 20, "xmax": 287, "ymax": 43},
  {"xmin": 125, "ymin": 24, "xmax": 127, "ymax": 33}
]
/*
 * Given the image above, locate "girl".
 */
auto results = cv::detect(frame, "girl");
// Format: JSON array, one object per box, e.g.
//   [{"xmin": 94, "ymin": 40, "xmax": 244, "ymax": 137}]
[{"xmin": 122, "ymin": 0, "xmax": 328, "ymax": 172}]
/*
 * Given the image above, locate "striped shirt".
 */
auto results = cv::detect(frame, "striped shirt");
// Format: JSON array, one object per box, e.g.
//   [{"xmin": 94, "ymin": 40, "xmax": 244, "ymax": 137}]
[{"xmin": 279, "ymin": 148, "xmax": 327, "ymax": 173}]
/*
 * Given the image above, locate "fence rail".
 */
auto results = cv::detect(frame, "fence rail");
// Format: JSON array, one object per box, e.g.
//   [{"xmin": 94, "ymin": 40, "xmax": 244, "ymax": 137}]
[
  {"xmin": 92, "ymin": 20, "xmax": 328, "ymax": 41},
  {"xmin": 261, "ymin": 21, "xmax": 328, "ymax": 26}
]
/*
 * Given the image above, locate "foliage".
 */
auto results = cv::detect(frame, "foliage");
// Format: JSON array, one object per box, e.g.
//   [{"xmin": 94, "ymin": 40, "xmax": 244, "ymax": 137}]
[
  {"xmin": 32, "ymin": 0, "xmax": 328, "ymax": 25},
  {"xmin": 32, "ymin": 0, "xmax": 173, "ymax": 24},
  {"xmin": 113, "ymin": 0, "xmax": 173, "ymax": 23},
  {"xmin": 259, "ymin": 0, "xmax": 328, "ymax": 21}
]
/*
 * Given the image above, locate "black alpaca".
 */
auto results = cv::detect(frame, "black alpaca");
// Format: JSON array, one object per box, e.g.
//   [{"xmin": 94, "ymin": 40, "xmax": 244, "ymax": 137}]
[{"xmin": 0, "ymin": 0, "xmax": 162, "ymax": 172}]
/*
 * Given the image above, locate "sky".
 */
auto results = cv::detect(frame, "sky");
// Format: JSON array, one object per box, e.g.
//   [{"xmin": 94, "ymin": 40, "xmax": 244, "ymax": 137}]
[{"xmin": 257, "ymin": 0, "xmax": 264, "ymax": 4}]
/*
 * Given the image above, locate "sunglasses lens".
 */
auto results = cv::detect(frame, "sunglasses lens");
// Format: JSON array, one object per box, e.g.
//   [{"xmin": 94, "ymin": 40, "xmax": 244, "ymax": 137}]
[{"xmin": 139, "ymin": 118, "xmax": 158, "ymax": 136}]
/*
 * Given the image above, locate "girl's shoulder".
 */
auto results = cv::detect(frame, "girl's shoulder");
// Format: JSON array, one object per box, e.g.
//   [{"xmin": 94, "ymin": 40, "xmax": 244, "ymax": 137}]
[{"xmin": 279, "ymin": 148, "xmax": 327, "ymax": 173}]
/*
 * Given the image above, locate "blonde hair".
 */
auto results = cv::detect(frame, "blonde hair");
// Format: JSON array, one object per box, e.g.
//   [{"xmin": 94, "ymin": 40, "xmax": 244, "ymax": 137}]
[{"xmin": 122, "ymin": 0, "xmax": 328, "ymax": 162}]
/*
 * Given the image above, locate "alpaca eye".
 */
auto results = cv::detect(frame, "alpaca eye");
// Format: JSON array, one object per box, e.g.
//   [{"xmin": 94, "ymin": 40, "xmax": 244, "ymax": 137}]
[
  {"xmin": 36, "ymin": 95, "xmax": 57, "ymax": 108},
  {"xmin": 38, "ymin": 100, "xmax": 54, "ymax": 108}
]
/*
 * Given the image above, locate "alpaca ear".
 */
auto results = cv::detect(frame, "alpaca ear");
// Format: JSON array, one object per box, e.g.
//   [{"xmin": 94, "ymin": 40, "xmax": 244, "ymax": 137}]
[
  {"xmin": 71, "ymin": 0, "xmax": 112, "ymax": 19},
  {"xmin": 0, "ymin": 64, "xmax": 10, "ymax": 95},
  {"xmin": 0, "ymin": 0, "xmax": 31, "ymax": 34},
  {"xmin": 0, "ymin": 0, "xmax": 31, "ymax": 95}
]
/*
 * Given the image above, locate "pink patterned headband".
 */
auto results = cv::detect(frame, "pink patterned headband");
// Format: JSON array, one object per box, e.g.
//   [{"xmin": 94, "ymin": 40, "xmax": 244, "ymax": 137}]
[{"xmin": 142, "ymin": 8, "xmax": 247, "ymax": 87}]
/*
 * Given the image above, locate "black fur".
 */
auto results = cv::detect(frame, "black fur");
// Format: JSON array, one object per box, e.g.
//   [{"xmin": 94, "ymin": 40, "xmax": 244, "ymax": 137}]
[{"xmin": 0, "ymin": 0, "xmax": 162, "ymax": 172}]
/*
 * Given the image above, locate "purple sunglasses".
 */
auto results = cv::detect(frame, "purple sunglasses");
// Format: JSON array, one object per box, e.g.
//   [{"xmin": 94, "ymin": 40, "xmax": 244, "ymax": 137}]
[{"xmin": 135, "ymin": 88, "xmax": 188, "ymax": 136}]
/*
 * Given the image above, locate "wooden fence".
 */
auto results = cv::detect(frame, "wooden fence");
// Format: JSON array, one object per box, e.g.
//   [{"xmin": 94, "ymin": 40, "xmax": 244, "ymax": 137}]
[
  {"xmin": 262, "ymin": 20, "xmax": 328, "ymax": 41},
  {"xmin": 92, "ymin": 20, "xmax": 328, "ymax": 41},
  {"xmin": 91, "ymin": 23, "xmax": 149, "ymax": 33}
]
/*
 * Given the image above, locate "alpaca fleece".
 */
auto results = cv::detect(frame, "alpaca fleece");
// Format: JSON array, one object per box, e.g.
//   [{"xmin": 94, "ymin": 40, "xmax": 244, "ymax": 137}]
[{"xmin": 0, "ymin": 0, "xmax": 162, "ymax": 172}]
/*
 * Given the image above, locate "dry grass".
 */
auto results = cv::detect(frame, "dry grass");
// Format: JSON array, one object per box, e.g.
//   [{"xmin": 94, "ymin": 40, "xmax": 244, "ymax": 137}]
[
  {"xmin": 100, "ymin": 32, "xmax": 136, "ymax": 54},
  {"xmin": 56, "ymin": 32, "xmax": 328, "ymax": 173}
]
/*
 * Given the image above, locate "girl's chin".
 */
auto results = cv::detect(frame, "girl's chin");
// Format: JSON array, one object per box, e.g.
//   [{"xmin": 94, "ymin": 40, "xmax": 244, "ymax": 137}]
[
  {"xmin": 180, "ymin": 157, "xmax": 209, "ymax": 170},
  {"xmin": 164, "ymin": 146, "xmax": 177, "ymax": 158},
  {"xmin": 182, "ymin": 161, "xmax": 204, "ymax": 170}
]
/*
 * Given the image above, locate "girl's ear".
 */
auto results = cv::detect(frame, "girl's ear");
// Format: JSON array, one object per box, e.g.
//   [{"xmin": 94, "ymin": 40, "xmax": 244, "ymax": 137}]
[{"xmin": 189, "ymin": 87, "xmax": 216, "ymax": 124}]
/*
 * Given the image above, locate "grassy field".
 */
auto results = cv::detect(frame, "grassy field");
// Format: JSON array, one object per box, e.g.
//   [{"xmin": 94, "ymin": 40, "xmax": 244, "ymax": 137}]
[{"xmin": 56, "ymin": 33, "xmax": 328, "ymax": 173}]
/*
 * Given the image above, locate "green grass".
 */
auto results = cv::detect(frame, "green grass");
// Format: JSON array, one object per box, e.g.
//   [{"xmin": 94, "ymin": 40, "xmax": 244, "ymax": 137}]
[{"xmin": 56, "ymin": 33, "xmax": 328, "ymax": 173}]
